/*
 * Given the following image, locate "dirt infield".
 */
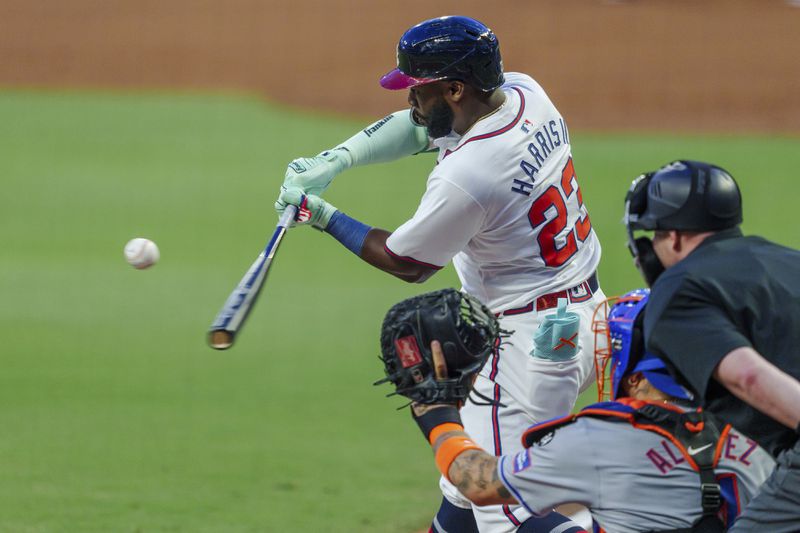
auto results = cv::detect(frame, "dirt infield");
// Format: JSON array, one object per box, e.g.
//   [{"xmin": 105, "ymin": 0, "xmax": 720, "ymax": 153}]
[{"xmin": 1, "ymin": 0, "xmax": 798, "ymax": 132}]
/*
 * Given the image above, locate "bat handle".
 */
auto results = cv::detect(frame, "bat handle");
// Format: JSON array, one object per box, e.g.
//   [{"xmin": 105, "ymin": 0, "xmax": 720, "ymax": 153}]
[{"xmin": 278, "ymin": 205, "xmax": 299, "ymax": 228}]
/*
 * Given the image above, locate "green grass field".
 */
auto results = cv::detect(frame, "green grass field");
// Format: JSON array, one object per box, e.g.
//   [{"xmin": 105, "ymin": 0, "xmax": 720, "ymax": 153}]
[{"xmin": 1, "ymin": 90, "xmax": 798, "ymax": 532}]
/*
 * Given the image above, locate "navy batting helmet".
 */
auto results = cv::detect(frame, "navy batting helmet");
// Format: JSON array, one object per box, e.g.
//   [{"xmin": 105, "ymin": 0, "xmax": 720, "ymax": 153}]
[{"xmin": 380, "ymin": 16, "xmax": 504, "ymax": 92}]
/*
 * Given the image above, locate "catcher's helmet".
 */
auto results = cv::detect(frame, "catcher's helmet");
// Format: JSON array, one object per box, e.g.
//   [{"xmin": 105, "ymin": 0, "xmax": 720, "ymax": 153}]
[
  {"xmin": 626, "ymin": 160, "xmax": 742, "ymax": 233},
  {"xmin": 380, "ymin": 16, "xmax": 504, "ymax": 92},
  {"xmin": 593, "ymin": 289, "xmax": 692, "ymax": 401}
]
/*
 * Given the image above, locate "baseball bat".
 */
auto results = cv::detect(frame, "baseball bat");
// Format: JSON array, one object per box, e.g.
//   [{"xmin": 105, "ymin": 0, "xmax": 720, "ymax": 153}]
[{"xmin": 207, "ymin": 205, "xmax": 298, "ymax": 350}]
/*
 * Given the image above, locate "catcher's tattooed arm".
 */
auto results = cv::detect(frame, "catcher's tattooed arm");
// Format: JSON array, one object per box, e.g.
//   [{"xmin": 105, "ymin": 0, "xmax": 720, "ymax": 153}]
[
  {"xmin": 438, "ymin": 439, "xmax": 516, "ymax": 507},
  {"xmin": 389, "ymin": 324, "xmax": 512, "ymax": 507},
  {"xmin": 414, "ymin": 402, "xmax": 517, "ymax": 507}
]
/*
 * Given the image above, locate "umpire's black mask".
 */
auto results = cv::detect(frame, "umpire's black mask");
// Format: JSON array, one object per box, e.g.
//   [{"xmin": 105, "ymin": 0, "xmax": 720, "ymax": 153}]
[{"xmin": 625, "ymin": 173, "xmax": 665, "ymax": 286}]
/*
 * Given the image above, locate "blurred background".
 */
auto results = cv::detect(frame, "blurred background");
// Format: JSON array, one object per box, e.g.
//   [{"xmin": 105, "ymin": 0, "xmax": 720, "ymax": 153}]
[
  {"xmin": 2, "ymin": 0, "xmax": 799, "ymax": 130},
  {"xmin": 1, "ymin": 1, "xmax": 798, "ymax": 531}
]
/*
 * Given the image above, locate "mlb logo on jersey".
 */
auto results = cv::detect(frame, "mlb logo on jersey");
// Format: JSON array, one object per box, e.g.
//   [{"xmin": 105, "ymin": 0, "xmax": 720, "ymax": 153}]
[
  {"xmin": 520, "ymin": 119, "xmax": 534, "ymax": 133},
  {"xmin": 395, "ymin": 335, "xmax": 423, "ymax": 368}
]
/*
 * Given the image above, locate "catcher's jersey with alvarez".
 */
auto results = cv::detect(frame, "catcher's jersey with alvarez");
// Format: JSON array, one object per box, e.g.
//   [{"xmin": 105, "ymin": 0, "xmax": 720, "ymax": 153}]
[
  {"xmin": 500, "ymin": 414, "xmax": 774, "ymax": 532},
  {"xmin": 385, "ymin": 72, "xmax": 601, "ymax": 312}
]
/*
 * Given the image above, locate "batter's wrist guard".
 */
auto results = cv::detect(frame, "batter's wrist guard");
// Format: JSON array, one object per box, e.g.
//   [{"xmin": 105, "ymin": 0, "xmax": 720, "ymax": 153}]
[
  {"xmin": 435, "ymin": 436, "xmax": 481, "ymax": 480},
  {"xmin": 412, "ymin": 406, "xmax": 462, "ymax": 442},
  {"xmin": 324, "ymin": 211, "xmax": 372, "ymax": 255}
]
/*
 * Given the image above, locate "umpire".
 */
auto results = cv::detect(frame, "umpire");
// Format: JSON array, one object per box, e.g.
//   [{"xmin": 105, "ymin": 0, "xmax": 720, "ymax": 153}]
[{"xmin": 624, "ymin": 160, "xmax": 800, "ymax": 531}]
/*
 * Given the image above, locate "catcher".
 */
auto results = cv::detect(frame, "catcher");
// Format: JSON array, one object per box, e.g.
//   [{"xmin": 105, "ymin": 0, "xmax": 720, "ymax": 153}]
[{"xmin": 378, "ymin": 289, "xmax": 774, "ymax": 532}]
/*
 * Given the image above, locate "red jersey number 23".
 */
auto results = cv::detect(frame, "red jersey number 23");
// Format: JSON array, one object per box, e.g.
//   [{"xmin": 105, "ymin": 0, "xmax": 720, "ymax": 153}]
[{"xmin": 527, "ymin": 157, "xmax": 592, "ymax": 267}]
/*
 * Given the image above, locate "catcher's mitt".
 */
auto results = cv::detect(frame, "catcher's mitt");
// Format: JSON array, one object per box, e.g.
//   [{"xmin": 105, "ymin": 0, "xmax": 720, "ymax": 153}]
[{"xmin": 375, "ymin": 288, "xmax": 501, "ymax": 404}]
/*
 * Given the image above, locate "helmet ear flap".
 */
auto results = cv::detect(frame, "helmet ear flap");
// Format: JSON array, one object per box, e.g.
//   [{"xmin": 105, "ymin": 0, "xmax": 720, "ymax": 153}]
[{"xmin": 633, "ymin": 237, "xmax": 665, "ymax": 287}]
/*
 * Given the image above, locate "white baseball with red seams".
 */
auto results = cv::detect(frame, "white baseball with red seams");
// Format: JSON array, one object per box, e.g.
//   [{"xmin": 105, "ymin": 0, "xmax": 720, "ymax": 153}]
[{"xmin": 124, "ymin": 238, "xmax": 160, "ymax": 269}]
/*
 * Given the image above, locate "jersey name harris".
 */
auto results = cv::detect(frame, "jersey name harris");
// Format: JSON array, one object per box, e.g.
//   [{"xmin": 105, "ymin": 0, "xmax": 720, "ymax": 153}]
[{"xmin": 511, "ymin": 117, "xmax": 571, "ymax": 196}]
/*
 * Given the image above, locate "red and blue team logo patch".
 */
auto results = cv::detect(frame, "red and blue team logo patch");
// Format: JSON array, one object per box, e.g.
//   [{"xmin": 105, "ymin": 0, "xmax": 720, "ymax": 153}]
[
  {"xmin": 395, "ymin": 335, "xmax": 423, "ymax": 368},
  {"xmin": 513, "ymin": 450, "xmax": 532, "ymax": 473}
]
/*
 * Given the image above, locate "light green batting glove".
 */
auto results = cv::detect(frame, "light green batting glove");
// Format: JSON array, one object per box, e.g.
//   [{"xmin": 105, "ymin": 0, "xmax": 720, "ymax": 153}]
[
  {"xmin": 278, "ymin": 187, "xmax": 338, "ymax": 230},
  {"xmin": 274, "ymin": 149, "xmax": 352, "ymax": 217}
]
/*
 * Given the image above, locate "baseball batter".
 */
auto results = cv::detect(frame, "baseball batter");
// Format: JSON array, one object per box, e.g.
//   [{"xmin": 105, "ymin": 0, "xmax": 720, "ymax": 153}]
[
  {"xmin": 275, "ymin": 16, "xmax": 604, "ymax": 531},
  {"xmin": 392, "ymin": 289, "xmax": 774, "ymax": 533}
]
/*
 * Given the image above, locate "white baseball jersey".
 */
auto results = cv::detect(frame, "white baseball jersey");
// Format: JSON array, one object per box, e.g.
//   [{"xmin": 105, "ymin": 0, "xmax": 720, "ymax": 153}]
[
  {"xmin": 385, "ymin": 72, "xmax": 601, "ymax": 312},
  {"xmin": 499, "ymin": 414, "xmax": 775, "ymax": 532}
]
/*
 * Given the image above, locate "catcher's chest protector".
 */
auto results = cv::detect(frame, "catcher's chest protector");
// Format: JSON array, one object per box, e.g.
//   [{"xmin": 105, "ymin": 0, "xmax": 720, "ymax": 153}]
[{"xmin": 523, "ymin": 399, "xmax": 729, "ymax": 533}]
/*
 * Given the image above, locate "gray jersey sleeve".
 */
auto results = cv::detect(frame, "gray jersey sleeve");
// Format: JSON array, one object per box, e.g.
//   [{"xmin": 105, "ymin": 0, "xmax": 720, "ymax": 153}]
[{"xmin": 499, "ymin": 419, "xmax": 599, "ymax": 516}]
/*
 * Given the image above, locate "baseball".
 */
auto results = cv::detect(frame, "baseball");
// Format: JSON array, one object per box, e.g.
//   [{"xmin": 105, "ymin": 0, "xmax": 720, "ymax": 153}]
[{"xmin": 124, "ymin": 238, "xmax": 160, "ymax": 269}]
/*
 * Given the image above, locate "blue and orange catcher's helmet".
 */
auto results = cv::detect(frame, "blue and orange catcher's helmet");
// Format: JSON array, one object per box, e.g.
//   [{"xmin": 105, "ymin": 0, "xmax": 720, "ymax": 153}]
[{"xmin": 593, "ymin": 289, "xmax": 693, "ymax": 401}]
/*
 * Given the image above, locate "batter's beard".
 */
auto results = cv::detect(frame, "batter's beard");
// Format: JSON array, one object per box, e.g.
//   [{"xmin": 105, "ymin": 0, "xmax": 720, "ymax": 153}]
[{"xmin": 425, "ymin": 98, "xmax": 455, "ymax": 138}]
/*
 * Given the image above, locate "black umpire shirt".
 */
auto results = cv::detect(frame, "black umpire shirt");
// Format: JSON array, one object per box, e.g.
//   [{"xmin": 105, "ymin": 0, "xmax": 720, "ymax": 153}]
[{"xmin": 644, "ymin": 227, "xmax": 800, "ymax": 457}]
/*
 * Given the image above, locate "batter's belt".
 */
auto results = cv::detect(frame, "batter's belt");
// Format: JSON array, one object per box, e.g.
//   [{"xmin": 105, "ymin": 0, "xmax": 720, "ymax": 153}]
[{"xmin": 496, "ymin": 271, "xmax": 599, "ymax": 317}]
